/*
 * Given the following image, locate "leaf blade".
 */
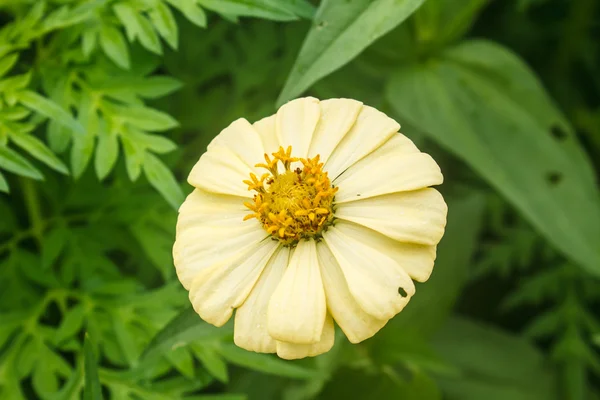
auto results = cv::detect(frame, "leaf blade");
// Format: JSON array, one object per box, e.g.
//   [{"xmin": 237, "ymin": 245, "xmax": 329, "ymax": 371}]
[{"xmin": 278, "ymin": 0, "xmax": 425, "ymax": 104}]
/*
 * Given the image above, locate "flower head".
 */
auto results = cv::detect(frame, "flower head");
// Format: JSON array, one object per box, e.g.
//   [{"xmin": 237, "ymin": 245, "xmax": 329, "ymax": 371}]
[{"xmin": 173, "ymin": 97, "xmax": 447, "ymax": 360}]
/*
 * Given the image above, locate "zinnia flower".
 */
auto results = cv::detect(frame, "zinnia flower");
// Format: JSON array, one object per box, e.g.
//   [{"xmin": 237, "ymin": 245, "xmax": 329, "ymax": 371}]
[{"xmin": 173, "ymin": 97, "xmax": 447, "ymax": 360}]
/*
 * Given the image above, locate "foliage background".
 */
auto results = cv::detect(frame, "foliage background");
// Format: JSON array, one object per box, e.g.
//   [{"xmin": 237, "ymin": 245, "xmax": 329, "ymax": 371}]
[{"xmin": 0, "ymin": 0, "xmax": 599, "ymax": 399}]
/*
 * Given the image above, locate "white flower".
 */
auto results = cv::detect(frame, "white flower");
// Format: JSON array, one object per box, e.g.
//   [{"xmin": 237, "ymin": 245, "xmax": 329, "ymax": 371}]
[{"xmin": 173, "ymin": 97, "xmax": 447, "ymax": 360}]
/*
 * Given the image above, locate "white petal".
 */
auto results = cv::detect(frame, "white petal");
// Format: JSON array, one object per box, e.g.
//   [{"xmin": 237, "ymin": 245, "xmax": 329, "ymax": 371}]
[
  {"xmin": 334, "ymin": 135, "xmax": 443, "ymax": 203},
  {"xmin": 333, "ymin": 220, "xmax": 437, "ymax": 282},
  {"xmin": 174, "ymin": 221, "xmax": 266, "ymax": 290},
  {"xmin": 188, "ymin": 145, "xmax": 253, "ymax": 198},
  {"xmin": 276, "ymin": 97, "xmax": 321, "ymax": 158},
  {"xmin": 324, "ymin": 105, "xmax": 400, "ymax": 179},
  {"xmin": 208, "ymin": 118, "xmax": 265, "ymax": 170},
  {"xmin": 253, "ymin": 115, "xmax": 280, "ymax": 155},
  {"xmin": 176, "ymin": 189, "xmax": 247, "ymax": 226},
  {"xmin": 276, "ymin": 314, "xmax": 335, "ymax": 360},
  {"xmin": 189, "ymin": 239, "xmax": 279, "ymax": 327},
  {"xmin": 316, "ymin": 243, "xmax": 388, "ymax": 343},
  {"xmin": 268, "ymin": 238, "xmax": 326, "ymax": 344},
  {"xmin": 307, "ymin": 99, "xmax": 363, "ymax": 163},
  {"xmin": 234, "ymin": 247, "xmax": 290, "ymax": 354},
  {"xmin": 335, "ymin": 188, "xmax": 447, "ymax": 245},
  {"xmin": 323, "ymin": 226, "xmax": 415, "ymax": 320},
  {"xmin": 174, "ymin": 190, "xmax": 267, "ymax": 289}
]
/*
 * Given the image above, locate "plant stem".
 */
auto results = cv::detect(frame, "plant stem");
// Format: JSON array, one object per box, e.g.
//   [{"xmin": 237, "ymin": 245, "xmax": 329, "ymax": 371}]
[{"xmin": 21, "ymin": 178, "xmax": 44, "ymax": 249}]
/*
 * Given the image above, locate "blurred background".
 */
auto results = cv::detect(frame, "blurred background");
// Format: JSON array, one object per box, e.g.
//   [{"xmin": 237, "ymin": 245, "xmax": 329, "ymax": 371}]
[{"xmin": 0, "ymin": 0, "xmax": 599, "ymax": 399}]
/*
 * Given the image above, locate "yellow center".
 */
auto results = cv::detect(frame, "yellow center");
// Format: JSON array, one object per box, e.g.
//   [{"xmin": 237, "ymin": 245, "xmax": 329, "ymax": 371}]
[{"xmin": 243, "ymin": 146, "xmax": 337, "ymax": 245}]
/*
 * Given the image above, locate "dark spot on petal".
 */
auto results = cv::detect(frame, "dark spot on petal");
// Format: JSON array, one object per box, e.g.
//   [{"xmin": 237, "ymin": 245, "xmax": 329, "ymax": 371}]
[{"xmin": 398, "ymin": 287, "xmax": 407, "ymax": 297}]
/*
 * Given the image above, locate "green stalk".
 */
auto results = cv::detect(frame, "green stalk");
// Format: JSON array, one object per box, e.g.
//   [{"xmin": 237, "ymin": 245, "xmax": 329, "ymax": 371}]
[{"xmin": 21, "ymin": 178, "xmax": 44, "ymax": 249}]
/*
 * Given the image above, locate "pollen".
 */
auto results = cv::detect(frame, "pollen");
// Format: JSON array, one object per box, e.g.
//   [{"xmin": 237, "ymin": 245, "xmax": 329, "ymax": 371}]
[{"xmin": 243, "ymin": 146, "xmax": 337, "ymax": 245}]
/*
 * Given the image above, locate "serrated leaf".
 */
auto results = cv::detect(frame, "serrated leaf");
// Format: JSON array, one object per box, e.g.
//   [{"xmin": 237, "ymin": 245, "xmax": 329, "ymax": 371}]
[
  {"xmin": 41, "ymin": 227, "xmax": 68, "ymax": 269},
  {"xmin": 10, "ymin": 132, "xmax": 69, "ymax": 174},
  {"xmin": 100, "ymin": 24, "xmax": 131, "ymax": 69},
  {"xmin": 192, "ymin": 345, "xmax": 229, "ymax": 383},
  {"xmin": 151, "ymin": 2, "xmax": 179, "ymax": 49},
  {"xmin": 94, "ymin": 131, "xmax": 119, "ymax": 180},
  {"xmin": 55, "ymin": 304, "xmax": 86, "ymax": 344},
  {"xmin": 217, "ymin": 344, "xmax": 316, "ymax": 379},
  {"xmin": 167, "ymin": 0, "xmax": 207, "ymax": 27},
  {"xmin": 71, "ymin": 106, "xmax": 97, "ymax": 179},
  {"xmin": 386, "ymin": 40, "xmax": 600, "ymax": 276},
  {"xmin": 121, "ymin": 135, "xmax": 143, "ymax": 180},
  {"xmin": 277, "ymin": 0, "xmax": 425, "ymax": 104},
  {"xmin": 523, "ymin": 310, "xmax": 561, "ymax": 339},
  {"xmin": 82, "ymin": 29, "xmax": 98, "ymax": 58},
  {"xmin": 112, "ymin": 316, "xmax": 139, "ymax": 367},
  {"xmin": 0, "ymin": 170, "xmax": 8, "ymax": 192},
  {"xmin": 0, "ymin": 72, "xmax": 32, "ymax": 93},
  {"xmin": 143, "ymin": 152, "xmax": 184, "ymax": 209},
  {"xmin": 101, "ymin": 76, "xmax": 182, "ymax": 100},
  {"xmin": 0, "ymin": 145, "xmax": 43, "ymax": 180},
  {"xmin": 197, "ymin": 0, "xmax": 314, "ymax": 21},
  {"xmin": 113, "ymin": 2, "xmax": 140, "ymax": 41},
  {"xmin": 83, "ymin": 335, "xmax": 102, "ymax": 400},
  {"xmin": 165, "ymin": 347, "xmax": 195, "ymax": 378},
  {"xmin": 118, "ymin": 105, "xmax": 179, "ymax": 131},
  {"xmin": 16, "ymin": 90, "xmax": 84, "ymax": 135},
  {"xmin": 48, "ymin": 120, "xmax": 72, "ymax": 153},
  {"xmin": 0, "ymin": 106, "xmax": 31, "ymax": 120},
  {"xmin": 135, "ymin": 14, "xmax": 163, "ymax": 54},
  {"xmin": 0, "ymin": 53, "xmax": 18, "ymax": 78},
  {"xmin": 127, "ymin": 127, "xmax": 177, "ymax": 153},
  {"xmin": 140, "ymin": 307, "xmax": 232, "ymax": 368}
]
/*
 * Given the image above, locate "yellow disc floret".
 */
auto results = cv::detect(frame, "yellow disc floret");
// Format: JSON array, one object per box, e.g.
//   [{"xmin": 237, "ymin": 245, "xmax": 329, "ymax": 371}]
[{"xmin": 243, "ymin": 146, "xmax": 337, "ymax": 245}]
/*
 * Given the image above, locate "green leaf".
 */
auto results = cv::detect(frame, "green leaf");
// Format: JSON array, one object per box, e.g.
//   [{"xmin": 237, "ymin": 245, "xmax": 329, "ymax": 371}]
[
  {"xmin": 71, "ymin": 100, "xmax": 97, "ymax": 178},
  {"xmin": 113, "ymin": 2, "xmax": 140, "ymax": 41},
  {"xmin": 16, "ymin": 90, "xmax": 84, "ymax": 135},
  {"xmin": 413, "ymin": 0, "xmax": 489, "ymax": 47},
  {"xmin": 165, "ymin": 347, "xmax": 195, "ymax": 378},
  {"xmin": 127, "ymin": 128, "xmax": 177, "ymax": 153},
  {"xmin": 9, "ymin": 131, "xmax": 69, "ymax": 174},
  {"xmin": 55, "ymin": 304, "xmax": 86, "ymax": 344},
  {"xmin": 0, "ymin": 170, "xmax": 8, "ymax": 192},
  {"xmin": 140, "ymin": 307, "xmax": 232, "ymax": 368},
  {"xmin": 143, "ymin": 152, "xmax": 184, "ymax": 209},
  {"xmin": 166, "ymin": 0, "xmax": 208, "ymax": 27},
  {"xmin": 433, "ymin": 317, "xmax": 558, "ymax": 400},
  {"xmin": 192, "ymin": 344, "xmax": 229, "ymax": 383},
  {"xmin": 386, "ymin": 40, "xmax": 600, "ymax": 276},
  {"xmin": 277, "ymin": 0, "xmax": 425, "ymax": 104},
  {"xmin": 47, "ymin": 120, "xmax": 72, "ymax": 153},
  {"xmin": 0, "ymin": 145, "xmax": 43, "ymax": 180},
  {"xmin": 116, "ymin": 105, "xmax": 179, "ymax": 131},
  {"xmin": 217, "ymin": 344, "xmax": 316, "ymax": 379},
  {"xmin": 0, "ymin": 72, "xmax": 32, "ymax": 93},
  {"xmin": 81, "ymin": 29, "xmax": 98, "ymax": 58},
  {"xmin": 83, "ymin": 335, "xmax": 102, "ymax": 400},
  {"xmin": 151, "ymin": 2, "xmax": 179, "ymax": 49},
  {"xmin": 100, "ymin": 24, "xmax": 131, "ymax": 69},
  {"xmin": 0, "ymin": 53, "xmax": 19, "ymax": 78},
  {"xmin": 196, "ymin": 0, "xmax": 314, "ymax": 21},
  {"xmin": 94, "ymin": 131, "xmax": 119, "ymax": 180},
  {"xmin": 121, "ymin": 135, "xmax": 144, "ymax": 180},
  {"xmin": 41, "ymin": 227, "xmax": 68, "ymax": 269},
  {"xmin": 136, "ymin": 14, "xmax": 163, "ymax": 55}
]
